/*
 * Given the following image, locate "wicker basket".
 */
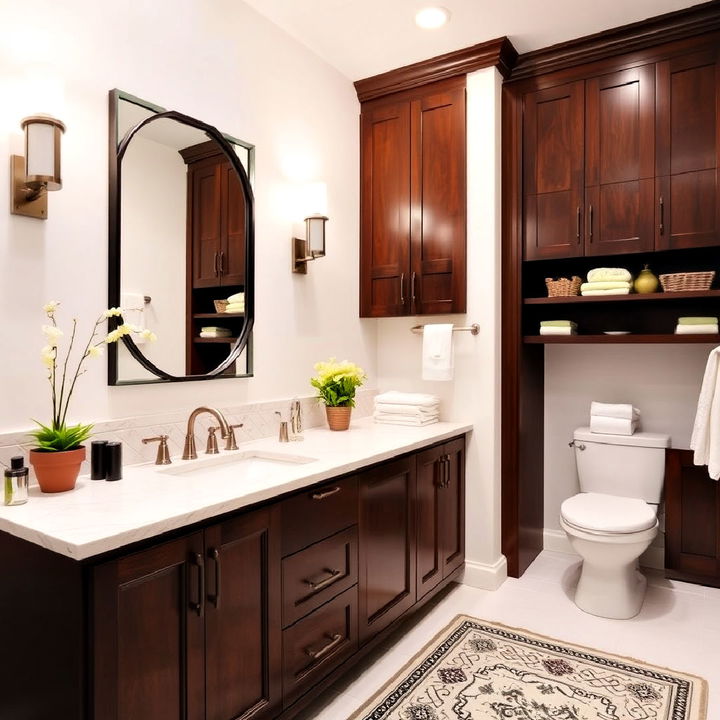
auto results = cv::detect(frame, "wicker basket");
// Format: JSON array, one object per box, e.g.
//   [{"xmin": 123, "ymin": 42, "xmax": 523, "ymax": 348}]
[
  {"xmin": 545, "ymin": 276, "xmax": 582, "ymax": 297},
  {"xmin": 659, "ymin": 271, "xmax": 715, "ymax": 292},
  {"xmin": 213, "ymin": 299, "xmax": 229, "ymax": 313}
]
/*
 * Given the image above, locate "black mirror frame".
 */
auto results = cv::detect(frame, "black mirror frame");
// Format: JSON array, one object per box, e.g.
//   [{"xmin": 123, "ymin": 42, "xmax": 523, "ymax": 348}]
[{"xmin": 107, "ymin": 89, "xmax": 255, "ymax": 384}]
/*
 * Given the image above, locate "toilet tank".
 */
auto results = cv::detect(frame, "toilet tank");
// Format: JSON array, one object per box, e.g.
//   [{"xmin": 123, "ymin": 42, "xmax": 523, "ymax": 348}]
[{"xmin": 572, "ymin": 427, "xmax": 670, "ymax": 504}]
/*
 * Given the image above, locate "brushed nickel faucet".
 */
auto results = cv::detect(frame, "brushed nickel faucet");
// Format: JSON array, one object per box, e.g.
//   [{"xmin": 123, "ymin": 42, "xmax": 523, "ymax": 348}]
[{"xmin": 183, "ymin": 407, "xmax": 230, "ymax": 460}]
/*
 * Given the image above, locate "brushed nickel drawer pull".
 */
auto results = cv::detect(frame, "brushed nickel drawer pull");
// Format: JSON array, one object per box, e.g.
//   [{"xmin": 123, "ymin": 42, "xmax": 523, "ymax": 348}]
[
  {"xmin": 305, "ymin": 632, "xmax": 344, "ymax": 660},
  {"xmin": 303, "ymin": 568, "xmax": 342, "ymax": 592},
  {"xmin": 311, "ymin": 486, "xmax": 341, "ymax": 501}
]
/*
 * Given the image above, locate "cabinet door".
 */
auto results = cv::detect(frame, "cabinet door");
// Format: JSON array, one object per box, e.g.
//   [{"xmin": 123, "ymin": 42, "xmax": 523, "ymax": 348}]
[
  {"xmin": 411, "ymin": 82, "xmax": 466, "ymax": 314},
  {"xmin": 358, "ymin": 456, "xmax": 416, "ymax": 644},
  {"xmin": 220, "ymin": 160, "xmax": 246, "ymax": 287},
  {"xmin": 360, "ymin": 100, "xmax": 411, "ymax": 317},
  {"xmin": 585, "ymin": 66, "xmax": 655, "ymax": 256},
  {"xmin": 656, "ymin": 49, "xmax": 720, "ymax": 250},
  {"xmin": 441, "ymin": 437, "xmax": 466, "ymax": 579},
  {"xmin": 416, "ymin": 444, "xmax": 446, "ymax": 599},
  {"xmin": 205, "ymin": 507, "xmax": 282, "ymax": 720},
  {"xmin": 191, "ymin": 160, "xmax": 222, "ymax": 288},
  {"xmin": 92, "ymin": 533, "xmax": 206, "ymax": 720},
  {"xmin": 523, "ymin": 81, "xmax": 585, "ymax": 260}
]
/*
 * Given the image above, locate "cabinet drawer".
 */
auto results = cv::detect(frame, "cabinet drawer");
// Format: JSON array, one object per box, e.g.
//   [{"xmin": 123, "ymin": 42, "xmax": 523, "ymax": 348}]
[
  {"xmin": 281, "ymin": 476, "xmax": 358, "ymax": 555},
  {"xmin": 282, "ymin": 585, "xmax": 358, "ymax": 708},
  {"xmin": 282, "ymin": 527, "xmax": 358, "ymax": 627}
]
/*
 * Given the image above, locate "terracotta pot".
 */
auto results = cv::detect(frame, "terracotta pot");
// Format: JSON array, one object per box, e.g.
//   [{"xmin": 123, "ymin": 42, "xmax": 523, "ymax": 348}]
[
  {"xmin": 29, "ymin": 446, "xmax": 86, "ymax": 493},
  {"xmin": 325, "ymin": 406, "xmax": 352, "ymax": 431}
]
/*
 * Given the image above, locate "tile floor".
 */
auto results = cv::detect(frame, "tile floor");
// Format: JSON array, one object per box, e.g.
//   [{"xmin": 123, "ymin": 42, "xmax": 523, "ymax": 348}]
[{"xmin": 297, "ymin": 551, "xmax": 719, "ymax": 719}]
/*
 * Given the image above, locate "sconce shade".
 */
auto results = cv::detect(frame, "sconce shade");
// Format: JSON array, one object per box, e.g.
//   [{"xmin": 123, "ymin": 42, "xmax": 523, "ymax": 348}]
[
  {"xmin": 22, "ymin": 115, "xmax": 65, "ymax": 191},
  {"xmin": 306, "ymin": 213, "xmax": 328, "ymax": 258}
]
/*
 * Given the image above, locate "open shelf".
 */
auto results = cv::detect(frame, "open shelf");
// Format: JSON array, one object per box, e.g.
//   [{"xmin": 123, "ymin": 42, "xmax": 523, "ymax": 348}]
[
  {"xmin": 193, "ymin": 312, "xmax": 245, "ymax": 319},
  {"xmin": 193, "ymin": 337, "xmax": 238, "ymax": 344},
  {"xmin": 525, "ymin": 289, "xmax": 720, "ymax": 305},
  {"xmin": 524, "ymin": 334, "xmax": 719, "ymax": 344}
]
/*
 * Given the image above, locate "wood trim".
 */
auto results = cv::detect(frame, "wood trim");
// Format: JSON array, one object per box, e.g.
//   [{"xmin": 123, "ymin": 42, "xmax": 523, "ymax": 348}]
[
  {"xmin": 179, "ymin": 140, "xmax": 222, "ymax": 165},
  {"xmin": 354, "ymin": 36, "xmax": 517, "ymax": 102},
  {"xmin": 510, "ymin": 0, "xmax": 720, "ymax": 81}
]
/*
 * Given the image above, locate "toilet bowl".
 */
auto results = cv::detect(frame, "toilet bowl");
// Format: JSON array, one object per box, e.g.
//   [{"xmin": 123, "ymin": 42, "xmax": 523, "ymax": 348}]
[{"xmin": 562, "ymin": 428, "xmax": 670, "ymax": 619}]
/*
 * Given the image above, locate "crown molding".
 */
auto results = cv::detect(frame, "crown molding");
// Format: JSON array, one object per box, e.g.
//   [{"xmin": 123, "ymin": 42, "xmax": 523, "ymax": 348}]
[{"xmin": 354, "ymin": 36, "xmax": 517, "ymax": 103}]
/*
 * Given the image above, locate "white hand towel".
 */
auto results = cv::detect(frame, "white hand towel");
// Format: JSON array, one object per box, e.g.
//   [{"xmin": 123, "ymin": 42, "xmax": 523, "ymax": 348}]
[
  {"xmin": 690, "ymin": 346, "xmax": 720, "ymax": 479},
  {"xmin": 374, "ymin": 392, "xmax": 440, "ymax": 408},
  {"xmin": 675, "ymin": 324, "xmax": 719, "ymax": 335},
  {"xmin": 587, "ymin": 268, "xmax": 632, "ymax": 283},
  {"xmin": 374, "ymin": 403, "xmax": 439, "ymax": 417},
  {"xmin": 373, "ymin": 414, "xmax": 439, "ymax": 427},
  {"xmin": 590, "ymin": 402, "xmax": 640, "ymax": 421},
  {"xmin": 539, "ymin": 327, "xmax": 575, "ymax": 336},
  {"xmin": 581, "ymin": 288, "xmax": 631, "ymax": 296},
  {"xmin": 589, "ymin": 416, "xmax": 638, "ymax": 436},
  {"xmin": 422, "ymin": 324, "xmax": 454, "ymax": 381},
  {"xmin": 580, "ymin": 281, "xmax": 632, "ymax": 292}
]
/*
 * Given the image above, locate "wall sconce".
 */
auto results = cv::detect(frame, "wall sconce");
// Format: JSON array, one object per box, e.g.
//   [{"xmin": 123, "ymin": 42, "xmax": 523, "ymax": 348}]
[
  {"xmin": 292, "ymin": 213, "xmax": 328, "ymax": 274},
  {"xmin": 11, "ymin": 115, "xmax": 66, "ymax": 219}
]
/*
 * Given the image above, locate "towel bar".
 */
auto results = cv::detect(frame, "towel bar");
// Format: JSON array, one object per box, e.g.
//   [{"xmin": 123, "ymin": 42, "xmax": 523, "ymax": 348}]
[{"xmin": 411, "ymin": 323, "xmax": 479, "ymax": 335}]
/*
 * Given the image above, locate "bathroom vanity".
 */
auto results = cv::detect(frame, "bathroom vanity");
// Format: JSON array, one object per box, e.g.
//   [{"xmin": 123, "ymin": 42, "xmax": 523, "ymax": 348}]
[{"xmin": 0, "ymin": 419, "xmax": 469, "ymax": 720}]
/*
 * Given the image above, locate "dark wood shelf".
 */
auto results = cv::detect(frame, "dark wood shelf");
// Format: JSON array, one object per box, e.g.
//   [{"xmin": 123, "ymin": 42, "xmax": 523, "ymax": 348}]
[
  {"xmin": 193, "ymin": 336, "xmax": 238, "ymax": 344},
  {"xmin": 193, "ymin": 312, "xmax": 245, "ymax": 319},
  {"xmin": 524, "ymin": 333, "xmax": 719, "ymax": 344},
  {"xmin": 525, "ymin": 290, "xmax": 720, "ymax": 305}
]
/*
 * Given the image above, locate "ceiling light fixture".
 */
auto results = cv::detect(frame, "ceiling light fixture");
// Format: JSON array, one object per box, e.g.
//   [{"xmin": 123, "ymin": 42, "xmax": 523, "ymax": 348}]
[{"xmin": 415, "ymin": 7, "xmax": 450, "ymax": 29}]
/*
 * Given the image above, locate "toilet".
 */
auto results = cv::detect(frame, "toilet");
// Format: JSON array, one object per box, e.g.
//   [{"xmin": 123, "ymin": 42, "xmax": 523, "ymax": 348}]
[{"xmin": 560, "ymin": 427, "xmax": 670, "ymax": 620}]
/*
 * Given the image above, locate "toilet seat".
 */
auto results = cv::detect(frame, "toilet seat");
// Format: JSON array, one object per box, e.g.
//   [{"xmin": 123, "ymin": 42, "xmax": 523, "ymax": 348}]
[{"xmin": 560, "ymin": 492, "xmax": 657, "ymax": 534}]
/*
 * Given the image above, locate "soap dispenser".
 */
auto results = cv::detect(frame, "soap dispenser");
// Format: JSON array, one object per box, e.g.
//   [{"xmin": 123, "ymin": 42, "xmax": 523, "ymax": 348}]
[{"xmin": 4, "ymin": 456, "xmax": 29, "ymax": 506}]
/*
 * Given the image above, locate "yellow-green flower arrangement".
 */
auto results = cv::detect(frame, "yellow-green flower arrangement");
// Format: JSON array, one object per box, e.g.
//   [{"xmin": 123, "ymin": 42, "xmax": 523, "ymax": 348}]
[
  {"xmin": 310, "ymin": 358, "xmax": 366, "ymax": 408},
  {"xmin": 31, "ymin": 301, "xmax": 156, "ymax": 452}
]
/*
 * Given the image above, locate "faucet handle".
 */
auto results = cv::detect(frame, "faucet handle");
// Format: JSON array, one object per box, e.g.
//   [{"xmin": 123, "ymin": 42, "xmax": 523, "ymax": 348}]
[
  {"xmin": 225, "ymin": 424, "xmax": 243, "ymax": 451},
  {"xmin": 206, "ymin": 427, "xmax": 220, "ymax": 455},
  {"xmin": 142, "ymin": 435, "xmax": 172, "ymax": 465}
]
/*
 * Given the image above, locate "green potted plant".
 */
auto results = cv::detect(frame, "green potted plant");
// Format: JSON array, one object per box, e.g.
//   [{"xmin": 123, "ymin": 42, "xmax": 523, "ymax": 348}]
[
  {"xmin": 29, "ymin": 301, "xmax": 156, "ymax": 492},
  {"xmin": 310, "ymin": 358, "xmax": 366, "ymax": 431}
]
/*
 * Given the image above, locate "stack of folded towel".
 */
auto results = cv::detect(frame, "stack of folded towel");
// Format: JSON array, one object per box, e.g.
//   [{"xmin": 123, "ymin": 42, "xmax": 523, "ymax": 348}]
[
  {"xmin": 373, "ymin": 392, "xmax": 440, "ymax": 426},
  {"xmin": 581, "ymin": 268, "xmax": 633, "ymax": 296},
  {"xmin": 200, "ymin": 326, "xmax": 232, "ymax": 339},
  {"xmin": 590, "ymin": 401, "xmax": 640, "ymax": 436},
  {"xmin": 675, "ymin": 317, "xmax": 719, "ymax": 335},
  {"xmin": 225, "ymin": 292, "xmax": 245, "ymax": 314},
  {"xmin": 540, "ymin": 320, "xmax": 577, "ymax": 336}
]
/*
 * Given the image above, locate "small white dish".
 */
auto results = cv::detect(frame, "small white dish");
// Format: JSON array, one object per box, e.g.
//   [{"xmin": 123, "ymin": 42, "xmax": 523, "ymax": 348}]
[{"xmin": 604, "ymin": 331, "xmax": 631, "ymax": 335}]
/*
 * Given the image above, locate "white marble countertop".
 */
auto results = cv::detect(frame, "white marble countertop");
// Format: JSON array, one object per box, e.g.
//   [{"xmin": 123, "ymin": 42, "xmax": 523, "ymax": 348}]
[{"xmin": 0, "ymin": 417, "xmax": 472, "ymax": 561}]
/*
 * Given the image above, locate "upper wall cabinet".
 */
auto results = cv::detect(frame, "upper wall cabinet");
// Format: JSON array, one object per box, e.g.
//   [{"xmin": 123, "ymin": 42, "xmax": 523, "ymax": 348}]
[
  {"xmin": 360, "ymin": 78, "xmax": 467, "ymax": 317},
  {"xmin": 522, "ymin": 49, "xmax": 720, "ymax": 261}
]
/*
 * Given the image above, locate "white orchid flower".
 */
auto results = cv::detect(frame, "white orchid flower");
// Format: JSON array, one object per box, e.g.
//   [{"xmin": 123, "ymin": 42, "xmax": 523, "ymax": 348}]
[
  {"xmin": 42, "ymin": 325, "xmax": 64, "ymax": 347},
  {"xmin": 103, "ymin": 307, "xmax": 123, "ymax": 318},
  {"xmin": 43, "ymin": 300, "xmax": 60, "ymax": 315},
  {"xmin": 87, "ymin": 345, "xmax": 104, "ymax": 358},
  {"xmin": 40, "ymin": 345, "xmax": 55, "ymax": 368},
  {"xmin": 140, "ymin": 329, "xmax": 157, "ymax": 343}
]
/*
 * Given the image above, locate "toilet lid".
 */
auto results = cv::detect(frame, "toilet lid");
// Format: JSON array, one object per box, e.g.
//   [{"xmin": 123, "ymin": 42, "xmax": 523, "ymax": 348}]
[{"xmin": 561, "ymin": 492, "xmax": 657, "ymax": 533}]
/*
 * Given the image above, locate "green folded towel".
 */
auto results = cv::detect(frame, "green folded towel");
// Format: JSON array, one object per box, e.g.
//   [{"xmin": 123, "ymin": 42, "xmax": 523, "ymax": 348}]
[
  {"xmin": 678, "ymin": 317, "xmax": 719, "ymax": 325},
  {"xmin": 540, "ymin": 320, "xmax": 577, "ymax": 327}
]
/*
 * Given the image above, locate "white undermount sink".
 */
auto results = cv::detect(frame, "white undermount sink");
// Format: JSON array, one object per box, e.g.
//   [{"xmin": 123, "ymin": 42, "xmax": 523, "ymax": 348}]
[{"xmin": 157, "ymin": 450, "xmax": 317, "ymax": 480}]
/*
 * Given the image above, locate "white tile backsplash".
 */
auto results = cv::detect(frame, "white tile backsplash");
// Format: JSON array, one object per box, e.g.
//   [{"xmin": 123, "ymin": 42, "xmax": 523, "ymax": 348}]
[{"xmin": 1, "ymin": 389, "xmax": 375, "ymax": 483}]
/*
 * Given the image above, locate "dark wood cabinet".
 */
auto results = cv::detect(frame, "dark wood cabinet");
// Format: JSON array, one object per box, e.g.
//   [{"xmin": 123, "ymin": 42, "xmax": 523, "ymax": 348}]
[
  {"xmin": 93, "ymin": 508, "xmax": 281, "ymax": 720},
  {"xmin": 360, "ymin": 78, "xmax": 466, "ymax": 317},
  {"xmin": 656, "ymin": 49, "xmax": 720, "ymax": 251},
  {"xmin": 665, "ymin": 449, "xmax": 720, "ymax": 587},
  {"xmin": 416, "ymin": 438, "xmax": 466, "ymax": 599},
  {"xmin": 358, "ymin": 455, "xmax": 417, "ymax": 644}
]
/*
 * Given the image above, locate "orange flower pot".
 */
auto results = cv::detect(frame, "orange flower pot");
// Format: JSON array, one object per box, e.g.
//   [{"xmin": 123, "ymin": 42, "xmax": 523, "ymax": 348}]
[
  {"xmin": 325, "ymin": 406, "xmax": 352, "ymax": 431},
  {"xmin": 29, "ymin": 446, "xmax": 86, "ymax": 493}
]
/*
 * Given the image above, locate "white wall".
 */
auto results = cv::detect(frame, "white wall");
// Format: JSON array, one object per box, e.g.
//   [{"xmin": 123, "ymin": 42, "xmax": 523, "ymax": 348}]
[
  {"xmin": 0, "ymin": 0, "xmax": 376, "ymax": 432},
  {"xmin": 375, "ymin": 67, "xmax": 505, "ymax": 590},
  {"xmin": 543, "ymin": 343, "xmax": 714, "ymax": 564}
]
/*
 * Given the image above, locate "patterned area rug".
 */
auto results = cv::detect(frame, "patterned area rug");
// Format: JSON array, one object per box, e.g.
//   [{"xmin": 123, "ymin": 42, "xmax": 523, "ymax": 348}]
[{"xmin": 350, "ymin": 615, "xmax": 707, "ymax": 720}]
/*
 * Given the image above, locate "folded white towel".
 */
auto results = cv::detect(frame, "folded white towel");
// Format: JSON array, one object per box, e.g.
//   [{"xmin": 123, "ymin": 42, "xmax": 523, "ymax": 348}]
[
  {"xmin": 422, "ymin": 324, "xmax": 454, "ymax": 381},
  {"xmin": 200, "ymin": 331, "xmax": 232, "ymax": 339},
  {"xmin": 580, "ymin": 281, "xmax": 632, "ymax": 292},
  {"xmin": 690, "ymin": 346, "xmax": 720, "ymax": 479},
  {"xmin": 590, "ymin": 402, "xmax": 640, "ymax": 421},
  {"xmin": 373, "ymin": 414, "xmax": 439, "ymax": 427},
  {"xmin": 225, "ymin": 304, "xmax": 245, "ymax": 313},
  {"xmin": 675, "ymin": 324, "xmax": 719, "ymax": 335},
  {"xmin": 587, "ymin": 268, "xmax": 633, "ymax": 283},
  {"xmin": 581, "ymin": 288, "xmax": 631, "ymax": 296},
  {"xmin": 540, "ymin": 326, "xmax": 576, "ymax": 335},
  {"xmin": 590, "ymin": 416, "xmax": 638, "ymax": 436},
  {"xmin": 374, "ymin": 392, "xmax": 440, "ymax": 408},
  {"xmin": 374, "ymin": 403, "xmax": 439, "ymax": 417},
  {"xmin": 226, "ymin": 292, "xmax": 244, "ymax": 304}
]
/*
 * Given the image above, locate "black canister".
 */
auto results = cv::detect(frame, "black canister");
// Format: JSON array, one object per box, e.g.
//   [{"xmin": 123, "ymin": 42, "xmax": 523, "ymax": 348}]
[
  {"xmin": 106, "ymin": 442, "xmax": 123, "ymax": 481},
  {"xmin": 91, "ymin": 440, "xmax": 108, "ymax": 480}
]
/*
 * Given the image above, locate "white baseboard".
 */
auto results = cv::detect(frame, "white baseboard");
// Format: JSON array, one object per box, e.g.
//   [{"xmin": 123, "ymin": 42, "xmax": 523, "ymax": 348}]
[
  {"xmin": 460, "ymin": 556, "xmax": 507, "ymax": 590},
  {"xmin": 543, "ymin": 528, "xmax": 665, "ymax": 571}
]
